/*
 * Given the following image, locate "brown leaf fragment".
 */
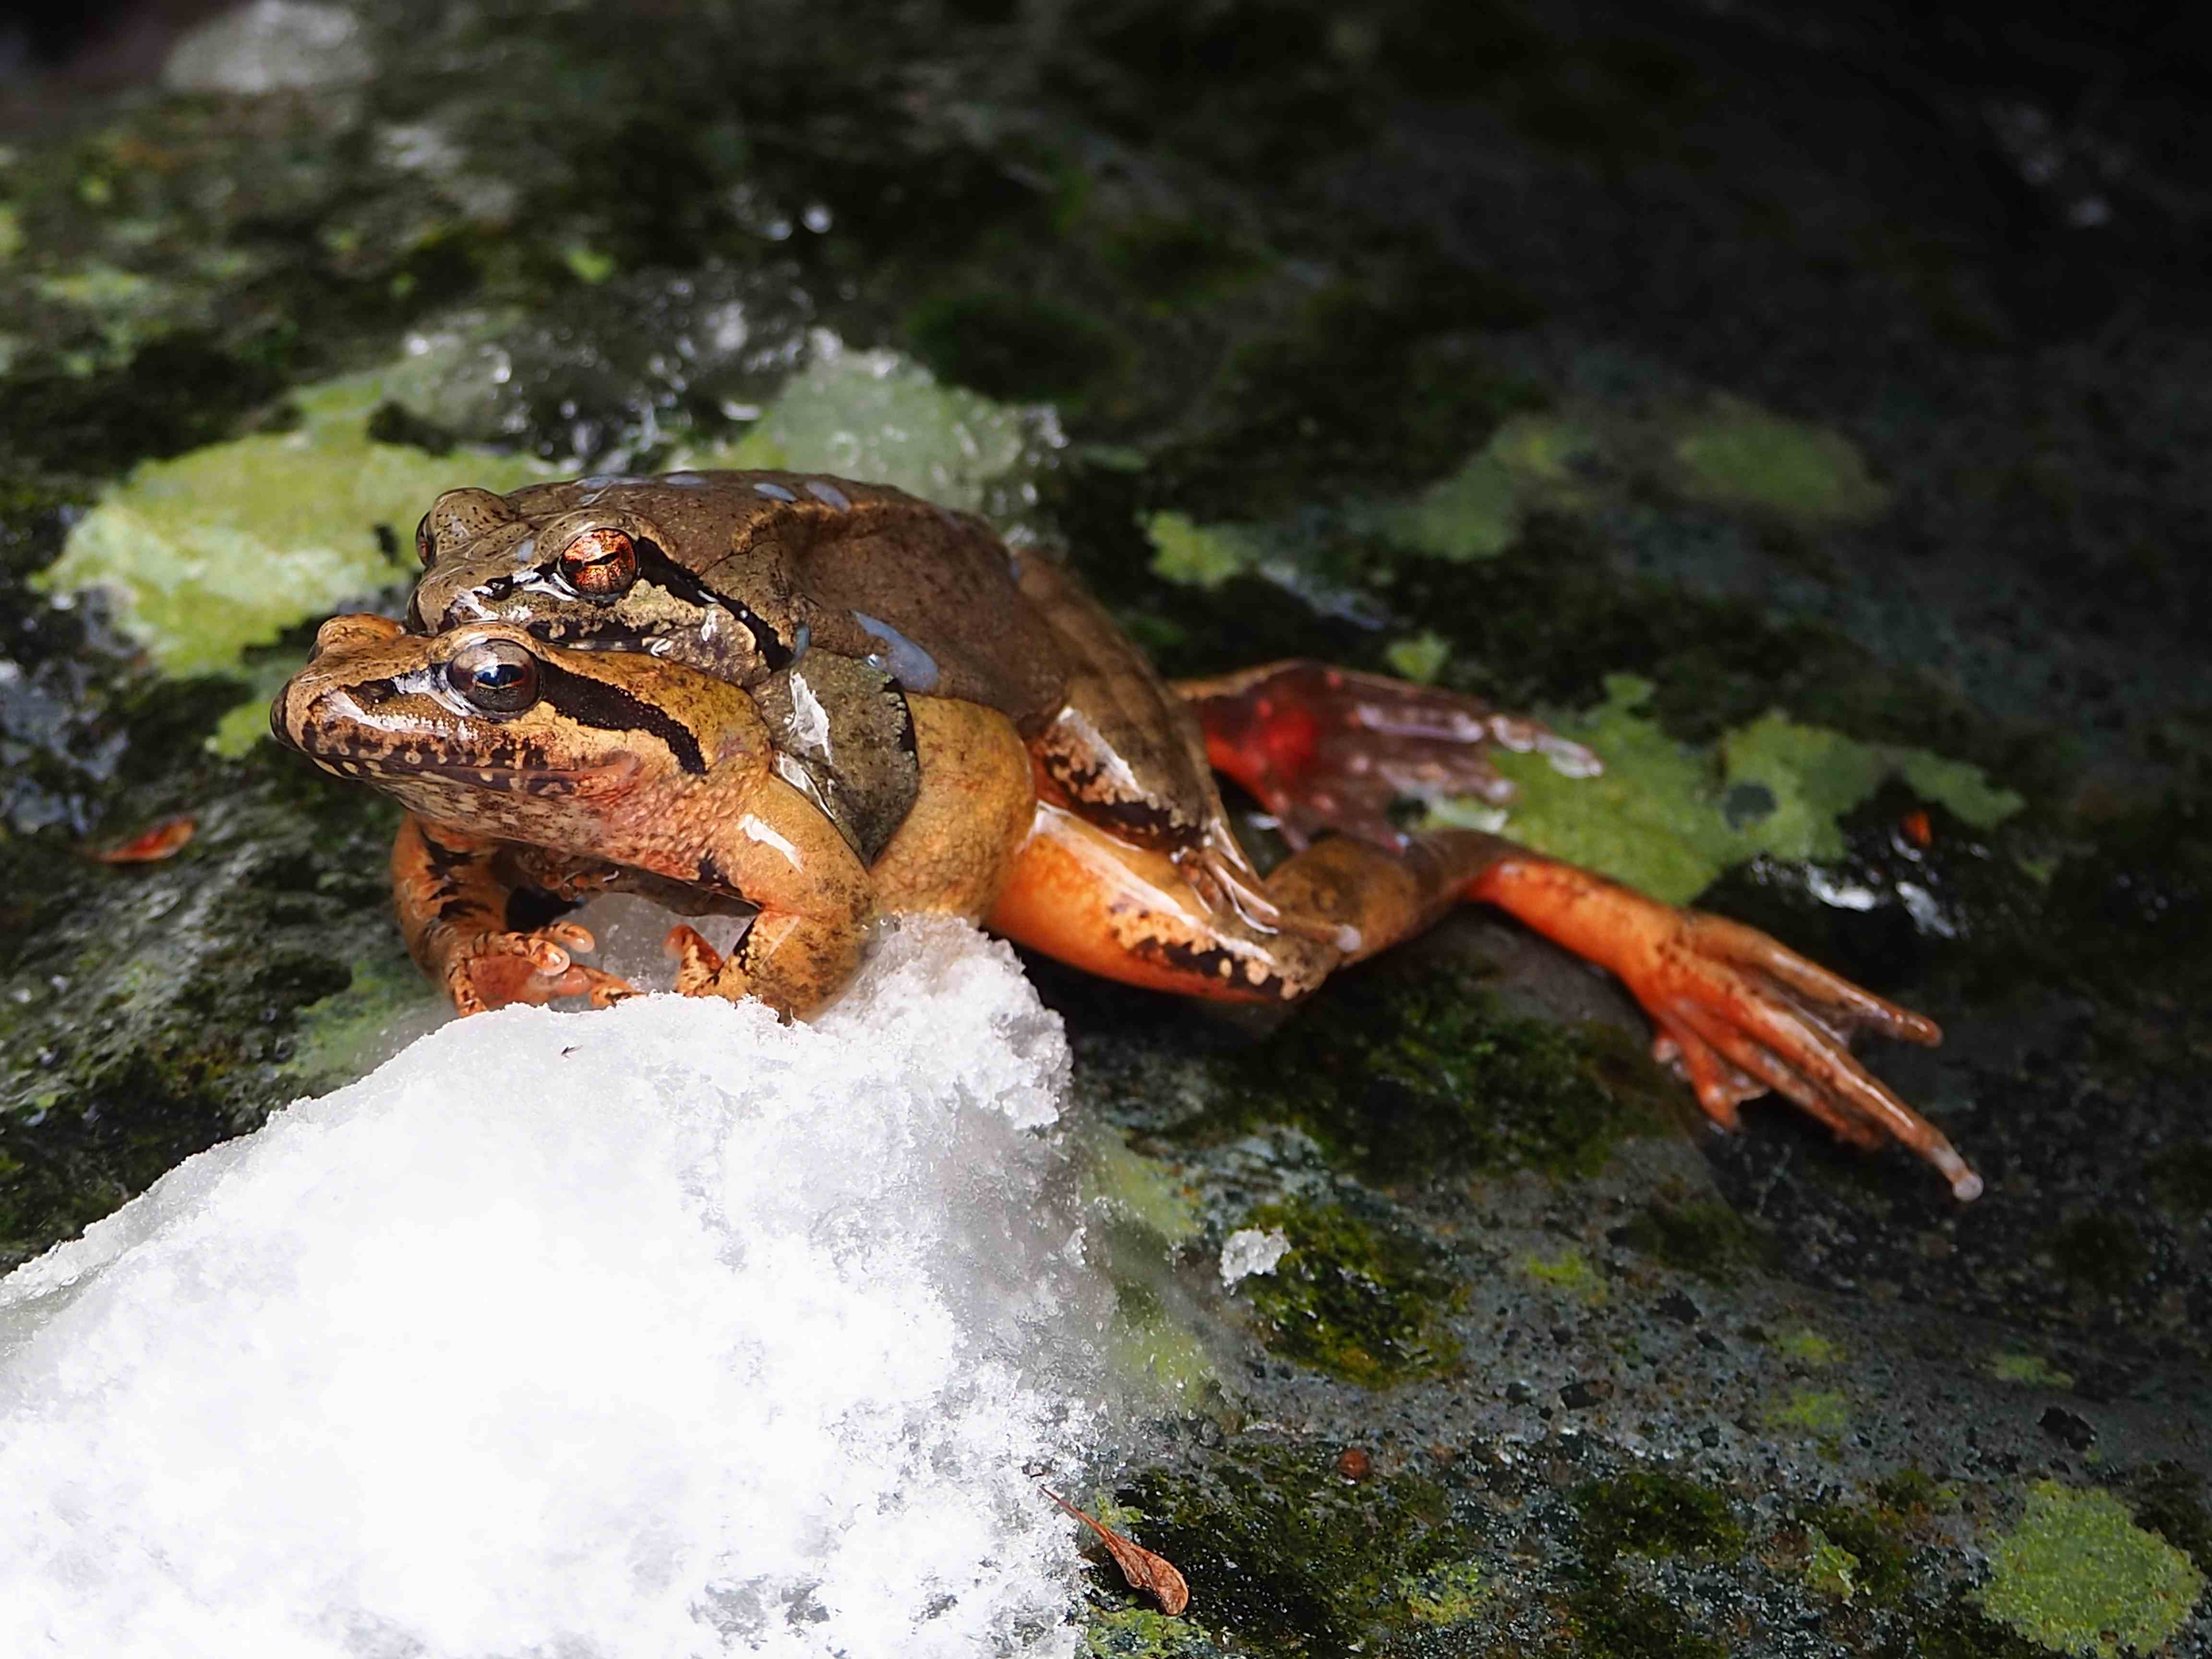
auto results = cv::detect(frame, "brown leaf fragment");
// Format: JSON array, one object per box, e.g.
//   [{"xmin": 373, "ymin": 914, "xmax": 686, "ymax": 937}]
[
  {"xmin": 89, "ymin": 816, "xmax": 196, "ymax": 864},
  {"xmin": 1040, "ymin": 1485, "xmax": 1190, "ymax": 1616}
]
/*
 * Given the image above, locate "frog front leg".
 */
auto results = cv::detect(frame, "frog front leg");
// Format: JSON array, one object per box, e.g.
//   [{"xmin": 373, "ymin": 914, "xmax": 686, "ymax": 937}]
[
  {"xmin": 392, "ymin": 814, "xmax": 636, "ymax": 1014},
  {"xmin": 660, "ymin": 775, "xmax": 876, "ymax": 1018}
]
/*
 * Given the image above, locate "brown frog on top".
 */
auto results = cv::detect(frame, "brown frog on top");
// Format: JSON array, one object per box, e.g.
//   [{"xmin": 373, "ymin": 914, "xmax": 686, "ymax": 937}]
[{"xmin": 275, "ymin": 470, "xmax": 1984, "ymax": 1198}]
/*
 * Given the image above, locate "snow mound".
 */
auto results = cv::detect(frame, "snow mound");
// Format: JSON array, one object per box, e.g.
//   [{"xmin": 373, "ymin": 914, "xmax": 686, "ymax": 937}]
[{"xmin": 0, "ymin": 918, "xmax": 1110, "ymax": 1659}]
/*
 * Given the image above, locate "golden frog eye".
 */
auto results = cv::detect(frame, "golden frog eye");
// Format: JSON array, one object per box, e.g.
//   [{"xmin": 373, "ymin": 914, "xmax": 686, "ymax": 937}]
[
  {"xmin": 445, "ymin": 638, "xmax": 541, "ymax": 714},
  {"xmin": 560, "ymin": 528, "xmax": 638, "ymax": 599},
  {"xmin": 414, "ymin": 511, "xmax": 436, "ymax": 566}
]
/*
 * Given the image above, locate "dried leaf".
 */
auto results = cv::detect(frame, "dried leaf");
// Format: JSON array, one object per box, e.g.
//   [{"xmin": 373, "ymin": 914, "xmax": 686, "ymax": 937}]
[
  {"xmin": 1040, "ymin": 1485, "xmax": 1190, "ymax": 1616},
  {"xmin": 90, "ymin": 816, "xmax": 196, "ymax": 864}
]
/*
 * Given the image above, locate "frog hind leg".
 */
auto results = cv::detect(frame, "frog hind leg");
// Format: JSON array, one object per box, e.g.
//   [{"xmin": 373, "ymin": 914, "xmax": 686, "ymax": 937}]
[
  {"xmin": 1176, "ymin": 660, "xmax": 1599, "ymax": 850},
  {"xmin": 392, "ymin": 814, "xmax": 636, "ymax": 1014},
  {"xmin": 989, "ymin": 811, "xmax": 1977, "ymax": 1198}
]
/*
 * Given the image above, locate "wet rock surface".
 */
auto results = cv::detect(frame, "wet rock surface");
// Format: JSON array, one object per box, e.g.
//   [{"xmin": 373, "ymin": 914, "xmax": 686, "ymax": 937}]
[{"xmin": 2, "ymin": 1, "xmax": 2208, "ymax": 1653}]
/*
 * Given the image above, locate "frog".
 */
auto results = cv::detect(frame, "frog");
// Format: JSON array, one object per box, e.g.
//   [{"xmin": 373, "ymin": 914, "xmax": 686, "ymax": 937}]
[
  {"xmin": 275, "ymin": 587, "xmax": 1984, "ymax": 1201},
  {"xmin": 402, "ymin": 470, "xmax": 1599, "ymax": 932}
]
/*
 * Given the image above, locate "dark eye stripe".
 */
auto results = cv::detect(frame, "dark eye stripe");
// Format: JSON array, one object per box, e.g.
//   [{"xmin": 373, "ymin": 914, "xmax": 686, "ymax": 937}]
[
  {"xmin": 452, "ymin": 537, "xmax": 793, "ymax": 675},
  {"xmin": 533, "ymin": 655, "xmax": 707, "ymax": 775},
  {"xmin": 629, "ymin": 538, "xmax": 792, "ymax": 671}
]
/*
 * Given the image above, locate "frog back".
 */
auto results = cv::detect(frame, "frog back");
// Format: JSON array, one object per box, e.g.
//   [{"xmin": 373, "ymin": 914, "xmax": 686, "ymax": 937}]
[{"xmin": 492, "ymin": 470, "xmax": 1069, "ymax": 733}]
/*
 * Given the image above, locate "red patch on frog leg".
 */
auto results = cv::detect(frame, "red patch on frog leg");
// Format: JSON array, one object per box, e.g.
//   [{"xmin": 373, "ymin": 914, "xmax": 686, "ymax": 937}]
[
  {"xmin": 1467, "ymin": 853, "xmax": 1980, "ymax": 1200},
  {"xmin": 1184, "ymin": 661, "xmax": 1595, "ymax": 850},
  {"xmin": 1202, "ymin": 696, "xmax": 1320, "ymax": 814}
]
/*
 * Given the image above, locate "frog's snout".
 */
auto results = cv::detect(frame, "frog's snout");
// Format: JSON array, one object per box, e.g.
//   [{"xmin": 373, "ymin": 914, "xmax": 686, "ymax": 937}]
[{"xmin": 268, "ymin": 666, "xmax": 321, "ymax": 754}]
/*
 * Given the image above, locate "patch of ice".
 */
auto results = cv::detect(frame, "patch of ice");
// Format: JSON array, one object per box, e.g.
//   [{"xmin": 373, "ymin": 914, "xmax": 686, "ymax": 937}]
[
  {"xmin": 0, "ymin": 917, "xmax": 1110, "ymax": 1658},
  {"xmin": 1218, "ymin": 1226, "xmax": 1292, "ymax": 1287}
]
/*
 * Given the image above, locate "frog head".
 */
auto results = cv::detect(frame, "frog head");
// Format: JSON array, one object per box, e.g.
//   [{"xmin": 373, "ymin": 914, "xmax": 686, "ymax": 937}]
[
  {"xmin": 406, "ymin": 483, "xmax": 802, "ymax": 685},
  {"xmin": 272, "ymin": 613, "xmax": 770, "ymax": 850}
]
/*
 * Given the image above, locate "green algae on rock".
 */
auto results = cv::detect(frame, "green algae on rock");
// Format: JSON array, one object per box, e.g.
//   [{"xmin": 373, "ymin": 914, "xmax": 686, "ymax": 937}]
[
  {"xmin": 1359, "ymin": 410, "xmax": 1605, "ymax": 561},
  {"xmin": 1081, "ymin": 1605, "xmax": 1229, "ymax": 1658},
  {"xmin": 1769, "ymin": 1388, "xmax": 1851, "ymax": 1436},
  {"xmin": 1381, "ymin": 629, "xmax": 1450, "ymax": 684},
  {"xmin": 1609, "ymin": 1194, "xmax": 1774, "ymax": 1283},
  {"xmin": 1774, "ymin": 1326, "xmax": 1844, "ymax": 1367},
  {"xmin": 1192, "ymin": 953, "xmax": 1686, "ymax": 1188},
  {"xmin": 1235, "ymin": 1198, "xmax": 1464, "ymax": 1387},
  {"xmin": 1976, "ymin": 1482, "xmax": 2206, "ymax": 1656},
  {"xmin": 1477, "ymin": 674, "xmax": 2023, "ymax": 903},
  {"xmin": 1521, "ymin": 1244, "xmax": 1608, "ymax": 1305},
  {"xmin": 1990, "ymin": 1352, "xmax": 2078, "ymax": 1391},
  {"xmin": 1575, "ymin": 1469, "xmax": 1746, "ymax": 1564},
  {"xmin": 679, "ymin": 340, "xmax": 1050, "ymax": 513},
  {"xmin": 1081, "ymin": 1129, "xmax": 1205, "ymax": 1249},
  {"xmin": 1123, "ymin": 1442, "xmax": 1481, "ymax": 1651},
  {"xmin": 1801, "ymin": 1497, "xmax": 1914, "ymax": 1605},
  {"xmin": 1391, "ymin": 1558, "xmax": 1487, "ymax": 1624},
  {"xmin": 1805, "ymin": 1525, "xmax": 1863, "ymax": 1601},
  {"xmin": 1143, "ymin": 511, "xmax": 1267, "ymax": 589},
  {"xmin": 36, "ymin": 371, "xmax": 548, "ymax": 677},
  {"xmin": 277, "ymin": 936, "xmax": 447, "ymax": 1097},
  {"xmin": 1669, "ymin": 394, "xmax": 1891, "ymax": 524}
]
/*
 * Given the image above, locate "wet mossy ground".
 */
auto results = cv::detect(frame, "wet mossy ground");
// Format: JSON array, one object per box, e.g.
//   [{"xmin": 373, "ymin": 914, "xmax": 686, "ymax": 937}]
[
  {"xmin": 6, "ymin": 0, "xmax": 2212, "ymax": 1652},
  {"xmin": 1191, "ymin": 955, "xmax": 1689, "ymax": 1188}
]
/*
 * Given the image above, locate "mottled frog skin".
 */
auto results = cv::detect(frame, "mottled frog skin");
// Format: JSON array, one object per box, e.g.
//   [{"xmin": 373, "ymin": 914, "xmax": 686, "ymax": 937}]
[{"xmin": 273, "ymin": 472, "xmax": 1984, "ymax": 1199}]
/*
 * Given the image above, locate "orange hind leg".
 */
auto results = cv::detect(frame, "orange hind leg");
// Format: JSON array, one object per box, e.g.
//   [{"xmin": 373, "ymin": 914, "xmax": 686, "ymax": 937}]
[{"xmin": 988, "ymin": 804, "xmax": 1975, "ymax": 1199}]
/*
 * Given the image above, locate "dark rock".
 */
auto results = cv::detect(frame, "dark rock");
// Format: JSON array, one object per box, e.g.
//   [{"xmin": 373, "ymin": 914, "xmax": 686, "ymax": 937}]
[{"xmin": 2040, "ymin": 1406, "xmax": 2098, "ymax": 1451}]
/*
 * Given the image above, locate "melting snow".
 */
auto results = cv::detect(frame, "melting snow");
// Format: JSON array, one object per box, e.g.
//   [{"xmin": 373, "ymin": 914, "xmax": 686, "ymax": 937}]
[{"xmin": 0, "ymin": 918, "xmax": 1111, "ymax": 1658}]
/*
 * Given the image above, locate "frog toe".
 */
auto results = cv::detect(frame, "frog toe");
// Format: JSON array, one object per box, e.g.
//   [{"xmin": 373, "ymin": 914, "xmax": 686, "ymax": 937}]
[
  {"xmin": 447, "ymin": 926, "xmax": 634, "ymax": 1014},
  {"xmin": 664, "ymin": 925, "xmax": 728, "ymax": 997},
  {"xmin": 1469, "ymin": 852, "xmax": 1977, "ymax": 1198},
  {"xmin": 1643, "ymin": 924, "xmax": 1978, "ymax": 1197}
]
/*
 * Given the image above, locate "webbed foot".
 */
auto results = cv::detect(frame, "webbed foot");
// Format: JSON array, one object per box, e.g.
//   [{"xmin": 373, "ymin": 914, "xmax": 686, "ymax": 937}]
[
  {"xmin": 1471, "ymin": 854, "xmax": 1975, "ymax": 1198},
  {"xmin": 445, "ymin": 922, "xmax": 636, "ymax": 1015},
  {"xmin": 1179, "ymin": 661, "xmax": 1598, "ymax": 849},
  {"xmin": 1635, "ymin": 911, "xmax": 1973, "ymax": 1195}
]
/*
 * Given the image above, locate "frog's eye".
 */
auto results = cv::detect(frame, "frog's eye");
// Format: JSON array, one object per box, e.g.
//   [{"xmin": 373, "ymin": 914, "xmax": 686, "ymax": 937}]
[
  {"xmin": 445, "ymin": 638, "xmax": 541, "ymax": 714},
  {"xmin": 560, "ymin": 528, "xmax": 638, "ymax": 599},
  {"xmin": 414, "ymin": 511, "xmax": 436, "ymax": 567}
]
